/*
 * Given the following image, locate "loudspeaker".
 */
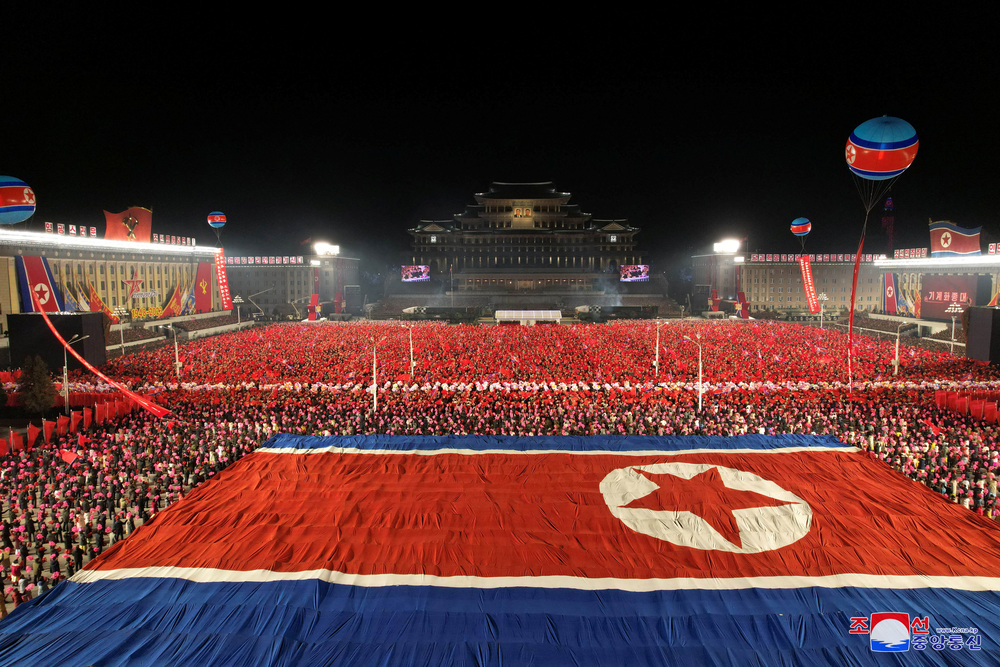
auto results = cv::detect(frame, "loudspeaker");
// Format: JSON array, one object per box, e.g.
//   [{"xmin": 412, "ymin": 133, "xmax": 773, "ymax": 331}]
[
  {"xmin": 8, "ymin": 313, "xmax": 107, "ymax": 371},
  {"xmin": 966, "ymin": 307, "xmax": 1000, "ymax": 363}
]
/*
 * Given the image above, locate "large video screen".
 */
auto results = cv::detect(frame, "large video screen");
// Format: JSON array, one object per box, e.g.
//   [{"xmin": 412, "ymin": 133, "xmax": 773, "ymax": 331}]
[
  {"xmin": 401, "ymin": 265, "xmax": 431, "ymax": 282},
  {"xmin": 920, "ymin": 274, "xmax": 991, "ymax": 320},
  {"xmin": 620, "ymin": 265, "xmax": 649, "ymax": 282}
]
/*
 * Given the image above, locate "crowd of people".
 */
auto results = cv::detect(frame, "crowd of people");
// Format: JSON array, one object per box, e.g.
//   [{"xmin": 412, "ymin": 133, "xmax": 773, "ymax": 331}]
[{"xmin": 1, "ymin": 318, "xmax": 999, "ymax": 611}]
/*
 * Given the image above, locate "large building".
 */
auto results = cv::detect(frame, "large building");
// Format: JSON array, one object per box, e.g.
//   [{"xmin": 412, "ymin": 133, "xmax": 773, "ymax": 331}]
[
  {"xmin": 407, "ymin": 182, "xmax": 643, "ymax": 294},
  {"xmin": 224, "ymin": 248, "xmax": 360, "ymax": 317},
  {"xmin": 695, "ymin": 244, "xmax": 1000, "ymax": 321},
  {"xmin": 0, "ymin": 222, "xmax": 226, "ymax": 331}
]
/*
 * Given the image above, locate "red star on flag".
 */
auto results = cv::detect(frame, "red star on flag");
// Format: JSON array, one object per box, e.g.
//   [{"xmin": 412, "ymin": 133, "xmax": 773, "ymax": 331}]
[{"xmin": 623, "ymin": 467, "xmax": 795, "ymax": 548}]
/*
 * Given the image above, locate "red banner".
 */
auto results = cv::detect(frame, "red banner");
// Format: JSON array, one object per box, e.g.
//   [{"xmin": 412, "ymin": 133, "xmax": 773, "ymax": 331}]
[
  {"xmin": 159, "ymin": 281, "xmax": 185, "ymax": 319},
  {"xmin": 214, "ymin": 248, "xmax": 232, "ymax": 311},
  {"xmin": 195, "ymin": 262, "xmax": 213, "ymax": 313},
  {"xmin": 88, "ymin": 282, "xmax": 118, "ymax": 323},
  {"xmin": 798, "ymin": 257, "xmax": 819, "ymax": 314},
  {"xmin": 103, "ymin": 207, "xmax": 153, "ymax": 243}
]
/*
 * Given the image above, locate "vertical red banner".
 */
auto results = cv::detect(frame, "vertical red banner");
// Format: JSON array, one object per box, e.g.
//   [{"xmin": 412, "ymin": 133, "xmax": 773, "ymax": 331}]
[
  {"xmin": 798, "ymin": 256, "xmax": 820, "ymax": 314},
  {"xmin": 214, "ymin": 248, "xmax": 233, "ymax": 311},
  {"xmin": 194, "ymin": 262, "xmax": 213, "ymax": 313}
]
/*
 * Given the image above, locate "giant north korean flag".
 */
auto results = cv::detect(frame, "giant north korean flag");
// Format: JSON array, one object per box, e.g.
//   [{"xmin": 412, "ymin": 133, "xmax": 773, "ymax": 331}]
[{"xmin": 1, "ymin": 434, "xmax": 999, "ymax": 665}]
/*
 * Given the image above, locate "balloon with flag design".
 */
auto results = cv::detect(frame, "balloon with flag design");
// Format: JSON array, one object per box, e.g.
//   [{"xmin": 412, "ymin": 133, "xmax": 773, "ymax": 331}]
[
  {"xmin": 790, "ymin": 218, "xmax": 811, "ymax": 237},
  {"xmin": 845, "ymin": 116, "xmax": 918, "ymax": 182},
  {"xmin": 845, "ymin": 116, "xmax": 919, "ymax": 214},
  {"xmin": 207, "ymin": 211, "xmax": 226, "ymax": 243},
  {"xmin": 0, "ymin": 176, "xmax": 36, "ymax": 224},
  {"xmin": 790, "ymin": 217, "xmax": 811, "ymax": 252}
]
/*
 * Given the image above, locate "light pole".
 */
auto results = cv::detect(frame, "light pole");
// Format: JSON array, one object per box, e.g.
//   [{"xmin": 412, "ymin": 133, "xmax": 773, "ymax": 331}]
[
  {"xmin": 653, "ymin": 319, "xmax": 664, "ymax": 377},
  {"xmin": 893, "ymin": 321, "xmax": 907, "ymax": 376},
  {"xmin": 683, "ymin": 333, "xmax": 703, "ymax": 413},
  {"xmin": 63, "ymin": 334, "xmax": 89, "ymax": 415},
  {"xmin": 405, "ymin": 323, "xmax": 416, "ymax": 377},
  {"xmin": 371, "ymin": 336, "xmax": 388, "ymax": 414},
  {"xmin": 232, "ymin": 295, "xmax": 244, "ymax": 324},
  {"xmin": 158, "ymin": 325, "xmax": 181, "ymax": 379},
  {"xmin": 113, "ymin": 307, "xmax": 128, "ymax": 354},
  {"xmin": 818, "ymin": 293, "xmax": 829, "ymax": 329},
  {"xmin": 946, "ymin": 302, "xmax": 963, "ymax": 354}
]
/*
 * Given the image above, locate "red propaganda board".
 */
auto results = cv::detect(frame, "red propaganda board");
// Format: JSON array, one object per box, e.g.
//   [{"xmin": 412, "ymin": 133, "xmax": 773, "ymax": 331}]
[
  {"xmin": 214, "ymin": 248, "xmax": 232, "ymax": 311},
  {"xmin": 798, "ymin": 257, "xmax": 819, "ymax": 314}
]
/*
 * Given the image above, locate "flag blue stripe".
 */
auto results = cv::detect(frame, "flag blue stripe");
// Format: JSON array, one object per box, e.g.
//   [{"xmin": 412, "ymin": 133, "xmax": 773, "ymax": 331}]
[
  {"xmin": 261, "ymin": 432, "xmax": 852, "ymax": 453},
  {"xmin": 0, "ymin": 579, "xmax": 996, "ymax": 666}
]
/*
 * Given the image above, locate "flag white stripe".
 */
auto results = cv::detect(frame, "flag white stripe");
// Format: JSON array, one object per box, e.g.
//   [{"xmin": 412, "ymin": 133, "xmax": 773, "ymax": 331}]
[{"xmin": 70, "ymin": 566, "xmax": 1000, "ymax": 593}]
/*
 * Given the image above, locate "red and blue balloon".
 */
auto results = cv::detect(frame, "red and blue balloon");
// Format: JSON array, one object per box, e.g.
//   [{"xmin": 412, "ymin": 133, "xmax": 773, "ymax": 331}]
[
  {"xmin": 207, "ymin": 212, "xmax": 227, "ymax": 229},
  {"xmin": 845, "ymin": 116, "xmax": 919, "ymax": 181},
  {"xmin": 0, "ymin": 176, "xmax": 36, "ymax": 224},
  {"xmin": 790, "ymin": 217, "xmax": 811, "ymax": 237}
]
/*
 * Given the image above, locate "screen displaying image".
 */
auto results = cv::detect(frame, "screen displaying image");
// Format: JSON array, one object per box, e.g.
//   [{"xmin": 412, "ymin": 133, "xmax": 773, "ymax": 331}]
[
  {"xmin": 620, "ymin": 264, "xmax": 649, "ymax": 282},
  {"xmin": 401, "ymin": 265, "xmax": 431, "ymax": 282}
]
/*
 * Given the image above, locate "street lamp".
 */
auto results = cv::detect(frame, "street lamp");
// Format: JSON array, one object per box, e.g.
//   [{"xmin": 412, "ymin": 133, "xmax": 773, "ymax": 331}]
[
  {"xmin": 63, "ymin": 334, "xmax": 89, "ymax": 414},
  {"xmin": 371, "ymin": 335, "xmax": 388, "ymax": 414},
  {"xmin": 404, "ymin": 323, "xmax": 416, "ymax": 377},
  {"xmin": 682, "ymin": 333, "xmax": 703, "ymax": 413},
  {"xmin": 158, "ymin": 324, "xmax": 181, "ymax": 379},
  {"xmin": 818, "ymin": 293, "xmax": 829, "ymax": 329},
  {"xmin": 232, "ymin": 295, "xmax": 244, "ymax": 324},
  {"xmin": 112, "ymin": 307, "xmax": 128, "ymax": 354},
  {"xmin": 893, "ymin": 321, "xmax": 907, "ymax": 376},
  {"xmin": 946, "ymin": 302, "xmax": 963, "ymax": 354},
  {"xmin": 653, "ymin": 319, "xmax": 665, "ymax": 378}
]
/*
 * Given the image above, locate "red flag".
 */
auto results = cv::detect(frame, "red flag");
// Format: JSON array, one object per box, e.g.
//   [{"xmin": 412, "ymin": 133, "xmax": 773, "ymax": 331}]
[
  {"xmin": 70, "ymin": 410, "xmax": 82, "ymax": 433},
  {"xmin": 56, "ymin": 415, "xmax": 69, "ymax": 436},
  {"xmin": 26, "ymin": 423, "xmax": 40, "ymax": 448},
  {"xmin": 103, "ymin": 207, "xmax": 152, "ymax": 243},
  {"xmin": 920, "ymin": 419, "xmax": 943, "ymax": 436},
  {"xmin": 42, "ymin": 420, "xmax": 54, "ymax": 444},
  {"xmin": 9, "ymin": 431, "xmax": 22, "ymax": 452},
  {"xmin": 0, "ymin": 439, "xmax": 8, "ymax": 457},
  {"xmin": 95, "ymin": 403, "xmax": 106, "ymax": 425},
  {"xmin": 83, "ymin": 408, "xmax": 92, "ymax": 430},
  {"xmin": 59, "ymin": 449, "xmax": 78, "ymax": 465}
]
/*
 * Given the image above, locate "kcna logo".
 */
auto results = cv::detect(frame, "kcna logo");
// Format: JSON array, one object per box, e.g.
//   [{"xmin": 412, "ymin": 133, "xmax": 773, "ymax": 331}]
[{"xmin": 850, "ymin": 613, "xmax": 982, "ymax": 652}]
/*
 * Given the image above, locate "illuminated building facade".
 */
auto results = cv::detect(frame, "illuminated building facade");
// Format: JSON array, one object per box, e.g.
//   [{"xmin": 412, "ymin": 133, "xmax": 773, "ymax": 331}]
[
  {"xmin": 738, "ymin": 254, "xmax": 1000, "ymax": 320},
  {"xmin": 224, "ymin": 251, "xmax": 360, "ymax": 316},
  {"xmin": 408, "ymin": 182, "xmax": 643, "ymax": 293},
  {"xmin": 0, "ymin": 227, "xmax": 224, "ymax": 330}
]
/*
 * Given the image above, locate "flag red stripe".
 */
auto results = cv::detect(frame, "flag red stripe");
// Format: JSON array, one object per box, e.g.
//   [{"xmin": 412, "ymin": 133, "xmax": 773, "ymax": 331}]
[{"xmin": 86, "ymin": 450, "xmax": 1000, "ymax": 580}]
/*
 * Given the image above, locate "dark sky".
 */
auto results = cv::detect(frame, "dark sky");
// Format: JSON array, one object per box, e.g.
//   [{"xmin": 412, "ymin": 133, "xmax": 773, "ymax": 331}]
[{"xmin": 5, "ymin": 12, "xmax": 1000, "ymax": 273}]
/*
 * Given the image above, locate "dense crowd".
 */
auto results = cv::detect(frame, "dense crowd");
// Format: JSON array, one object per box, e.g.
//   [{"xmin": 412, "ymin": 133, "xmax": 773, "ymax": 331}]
[{"xmin": 1, "ymin": 318, "xmax": 999, "ymax": 611}]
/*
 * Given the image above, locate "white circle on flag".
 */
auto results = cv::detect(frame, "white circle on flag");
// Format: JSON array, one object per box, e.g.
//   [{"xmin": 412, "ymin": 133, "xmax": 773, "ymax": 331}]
[
  {"xmin": 33, "ymin": 283, "xmax": 50, "ymax": 305},
  {"xmin": 600, "ymin": 463, "xmax": 813, "ymax": 553},
  {"xmin": 941, "ymin": 231, "xmax": 952, "ymax": 248}
]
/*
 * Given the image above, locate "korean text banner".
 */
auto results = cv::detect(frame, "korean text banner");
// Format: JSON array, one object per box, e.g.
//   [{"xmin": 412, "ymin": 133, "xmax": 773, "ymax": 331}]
[
  {"xmin": 798, "ymin": 256, "xmax": 819, "ymax": 314},
  {"xmin": 1, "ymin": 434, "xmax": 998, "ymax": 666}
]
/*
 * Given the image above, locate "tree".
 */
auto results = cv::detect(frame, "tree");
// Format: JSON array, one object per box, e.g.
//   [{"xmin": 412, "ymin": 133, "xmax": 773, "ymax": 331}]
[{"xmin": 19, "ymin": 355, "xmax": 57, "ymax": 415}]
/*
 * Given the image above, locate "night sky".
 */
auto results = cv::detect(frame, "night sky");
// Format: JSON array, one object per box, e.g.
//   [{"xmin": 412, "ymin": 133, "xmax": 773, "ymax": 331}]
[{"xmin": 6, "ymin": 12, "xmax": 1000, "ymax": 279}]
